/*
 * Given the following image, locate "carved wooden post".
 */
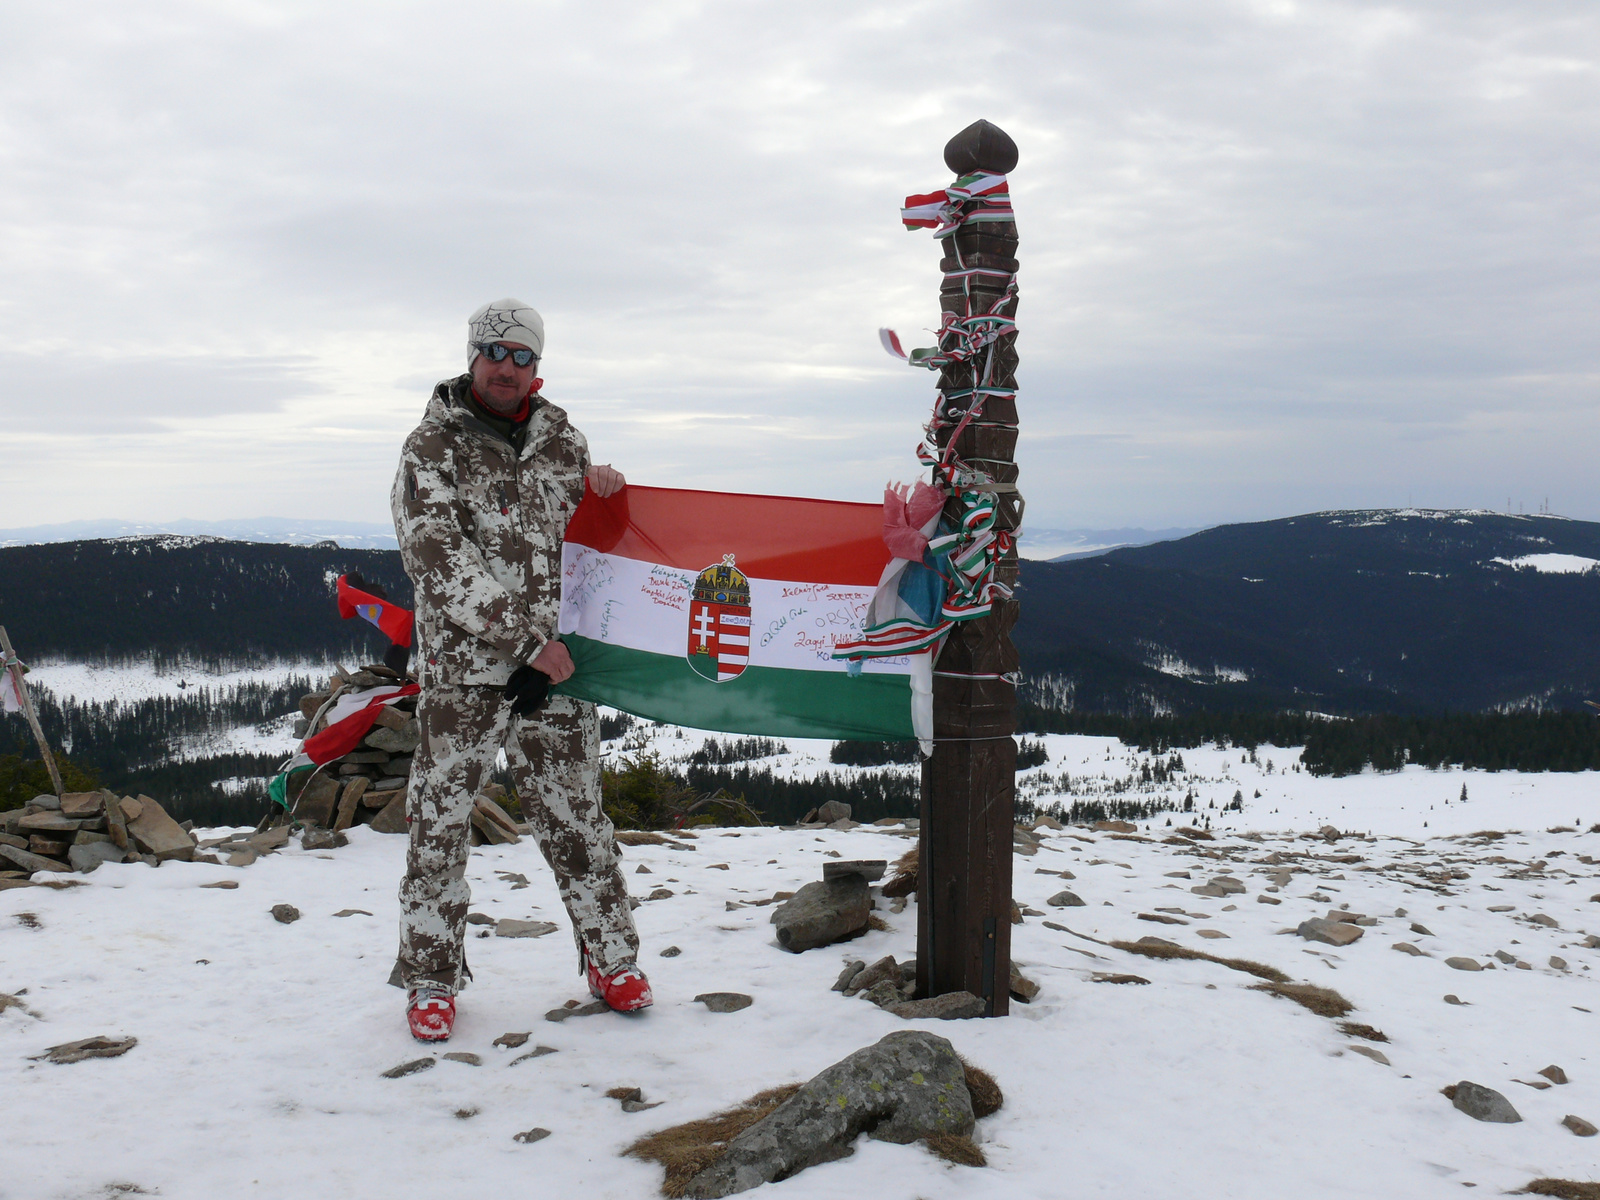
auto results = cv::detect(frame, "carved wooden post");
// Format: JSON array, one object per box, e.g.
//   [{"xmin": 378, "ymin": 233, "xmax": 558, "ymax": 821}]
[
  {"xmin": 0, "ymin": 625, "xmax": 65, "ymax": 797},
  {"xmin": 916, "ymin": 121, "xmax": 1021, "ymax": 1017}
]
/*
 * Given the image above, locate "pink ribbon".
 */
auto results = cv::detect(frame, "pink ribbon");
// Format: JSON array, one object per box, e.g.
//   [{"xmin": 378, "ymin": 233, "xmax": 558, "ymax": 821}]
[{"xmin": 883, "ymin": 481, "xmax": 944, "ymax": 560}]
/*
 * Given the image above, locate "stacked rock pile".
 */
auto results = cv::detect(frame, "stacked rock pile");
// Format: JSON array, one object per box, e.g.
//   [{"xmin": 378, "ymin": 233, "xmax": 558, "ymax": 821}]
[
  {"xmin": 283, "ymin": 664, "xmax": 419, "ymax": 836},
  {"xmin": 281, "ymin": 665, "xmax": 525, "ymax": 847},
  {"xmin": 0, "ymin": 790, "xmax": 198, "ymax": 882}
]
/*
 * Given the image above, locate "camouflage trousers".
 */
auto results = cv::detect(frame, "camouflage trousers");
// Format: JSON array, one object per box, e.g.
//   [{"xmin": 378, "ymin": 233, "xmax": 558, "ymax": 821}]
[{"xmin": 396, "ymin": 686, "xmax": 638, "ymax": 994}]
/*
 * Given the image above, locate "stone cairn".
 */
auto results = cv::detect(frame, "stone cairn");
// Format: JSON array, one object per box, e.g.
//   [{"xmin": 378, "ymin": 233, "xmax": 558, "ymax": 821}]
[
  {"xmin": 267, "ymin": 663, "xmax": 523, "ymax": 849},
  {"xmin": 0, "ymin": 789, "xmax": 198, "ymax": 882}
]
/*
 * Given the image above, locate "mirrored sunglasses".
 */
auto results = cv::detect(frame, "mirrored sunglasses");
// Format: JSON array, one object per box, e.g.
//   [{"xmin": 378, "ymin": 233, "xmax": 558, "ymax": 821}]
[{"xmin": 474, "ymin": 342, "xmax": 539, "ymax": 368}]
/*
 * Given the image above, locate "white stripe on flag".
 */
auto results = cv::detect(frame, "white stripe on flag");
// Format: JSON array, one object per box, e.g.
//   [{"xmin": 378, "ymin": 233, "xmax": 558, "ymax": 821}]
[{"xmin": 560, "ymin": 545, "xmax": 911, "ymax": 674}]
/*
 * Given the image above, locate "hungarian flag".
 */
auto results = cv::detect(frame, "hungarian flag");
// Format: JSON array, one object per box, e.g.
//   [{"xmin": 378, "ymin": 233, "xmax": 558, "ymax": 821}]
[
  {"xmin": 337, "ymin": 575, "xmax": 414, "ymax": 647},
  {"xmin": 556, "ymin": 486, "xmax": 929, "ymax": 741},
  {"xmin": 268, "ymin": 681, "xmax": 419, "ymax": 811}
]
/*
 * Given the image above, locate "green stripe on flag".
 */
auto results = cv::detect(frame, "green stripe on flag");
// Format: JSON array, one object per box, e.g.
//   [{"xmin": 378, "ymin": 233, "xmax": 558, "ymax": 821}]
[{"xmin": 553, "ymin": 635, "xmax": 915, "ymax": 740}]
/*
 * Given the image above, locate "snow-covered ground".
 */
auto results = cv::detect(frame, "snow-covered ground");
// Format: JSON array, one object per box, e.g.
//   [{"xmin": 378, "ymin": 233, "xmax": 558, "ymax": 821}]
[
  {"xmin": 3, "ymin": 740, "xmax": 1599, "ymax": 1199},
  {"xmin": 25, "ymin": 658, "xmax": 331, "ymax": 708}
]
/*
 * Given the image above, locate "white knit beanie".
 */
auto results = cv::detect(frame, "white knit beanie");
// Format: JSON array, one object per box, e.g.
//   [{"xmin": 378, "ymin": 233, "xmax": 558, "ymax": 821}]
[{"xmin": 467, "ymin": 298, "xmax": 545, "ymax": 367}]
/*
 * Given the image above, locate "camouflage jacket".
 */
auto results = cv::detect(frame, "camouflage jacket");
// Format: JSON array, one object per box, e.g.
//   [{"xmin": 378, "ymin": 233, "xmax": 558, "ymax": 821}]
[{"xmin": 391, "ymin": 375, "xmax": 589, "ymax": 687}]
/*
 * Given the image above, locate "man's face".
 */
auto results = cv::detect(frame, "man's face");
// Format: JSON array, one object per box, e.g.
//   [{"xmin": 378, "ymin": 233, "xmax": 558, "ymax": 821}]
[{"xmin": 470, "ymin": 342, "xmax": 538, "ymax": 413}]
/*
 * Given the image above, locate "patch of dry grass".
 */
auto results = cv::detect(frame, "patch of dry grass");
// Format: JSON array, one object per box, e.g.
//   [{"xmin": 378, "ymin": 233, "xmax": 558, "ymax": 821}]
[
  {"xmin": 1251, "ymin": 981, "xmax": 1354, "ymax": 1018},
  {"xmin": 867, "ymin": 914, "xmax": 892, "ymax": 933},
  {"xmin": 924, "ymin": 1134, "xmax": 986, "ymax": 1166},
  {"xmin": 1111, "ymin": 938, "xmax": 1290, "ymax": 983},
  {"xmin": 1524, "ymin": 1181, "xmax": 1600, "ymax": 1199},
  {"xmin": 882, "ymin": 846, "xmax": 918, "ymax": 897},
  {"xmin": 1337, "ymin": 1021, "xmax": 1388, "ymax": 1043},
  {"xmin": 625, "ymin": 1084, "xmax": 803, "ymax": 1198},
  {"xmin": 960, "ymin": 1057, "xmax": 1003, "ymax": 1118}
]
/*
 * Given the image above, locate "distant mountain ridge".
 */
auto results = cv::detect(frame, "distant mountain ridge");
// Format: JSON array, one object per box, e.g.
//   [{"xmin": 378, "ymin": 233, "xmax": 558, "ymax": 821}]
[
  {"xmin": 3, "ymin": 509, "xmax": 1598, "ymax": 715},
  {"xmin": 0, "ymin": 517, "xmax": 398, "ymax": 551},
  {"xmin": 1017, "ymin": 508, "xmax": 1600, "ymax": 715}
]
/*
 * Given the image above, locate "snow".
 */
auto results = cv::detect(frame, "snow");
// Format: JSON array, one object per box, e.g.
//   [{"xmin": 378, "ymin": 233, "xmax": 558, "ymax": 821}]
[
  {"xmin": 25, "ymin": 659, "xmax": 331, "ymax": 707},
  {"xmin": 3, "ymin": 737, "xmax": 1599, "ymax": 1198},
  {"xmin": 1492, "ymin": 554, "xmax": 1600, "ymax": 575}
]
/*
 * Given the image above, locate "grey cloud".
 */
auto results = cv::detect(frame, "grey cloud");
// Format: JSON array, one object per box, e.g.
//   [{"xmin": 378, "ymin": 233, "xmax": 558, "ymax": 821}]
[{"xmin": 0, "ymin": 0, "xmax": 1595, "ymax": 529}]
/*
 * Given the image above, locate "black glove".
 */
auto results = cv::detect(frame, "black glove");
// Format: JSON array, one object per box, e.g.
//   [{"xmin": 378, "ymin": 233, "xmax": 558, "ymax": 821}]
[{"xmin": 505, "ymin": 665, "xmax": 551, "ymax": 717}]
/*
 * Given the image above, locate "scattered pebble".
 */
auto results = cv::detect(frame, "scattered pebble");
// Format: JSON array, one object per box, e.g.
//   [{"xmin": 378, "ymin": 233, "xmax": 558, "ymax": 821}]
[
  {"xmin": 381, "ymin": 1057, "xmax": 435, "ymax": 1079},
  {"xmin": 513, "ymin": 1128, "xmax": 551, "ymax": 1144},
  {"xmin": 442, "ymin": 1052, "xmax": 481, "ymax": 1066},
  {"xmin": 659, "ymin": 946, "xmax": 682, "ymax": 957},
  {"xmin": 695, "ymin": 992, "xmax": 754, "ymax": 1013},
  {"xmin": 270, "ymin": 904, "xmax": 300, "ymax": 924}
]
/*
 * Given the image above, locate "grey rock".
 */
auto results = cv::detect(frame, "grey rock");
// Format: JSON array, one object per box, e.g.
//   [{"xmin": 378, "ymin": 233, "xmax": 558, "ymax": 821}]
[
  {"xmin": 17, "ymin": 812, "xmax": 83, "ymax": 834},
  {"xmin": 1347, "ymin": 1045, "xmax": 1391, "ymax": 1066},
  {"xmin": 822, "ymin": 859, "xmax": 886, "ymax": 883},
  {"xmin": 332, "ymin": 908, "xmax": 370, "ymax": 916},
  {"xmin": 1410, "ymin": 922, "xmax": 1433, "ymax": 936},
  {"xmin": 1562, "ymin": 1114, "xmax": 1597, "ymax": 1137},
  {"xmin": 815, "ymin": 800, "xmax": 852, "ymax": 824},
  {"xmin": 1448, "ymin": 1081, "xmax": 1521, "ymax": 1123},
  {"xmin": 1297, "ymin": 918, "xmax": 1364, "ymax": 946},
  {"xmin": 1539, "ymin": 1065, "xmax": 1569, "ymax": 1085},
  {"xmin": 771, "ymin": 876, "xmax": 870, "ymax": 953},
  {"xmin": 695, "ymin": 992, "xmax": 754, "ymax": 1013},
  {"xmin": 544, "ymin": 1001, "xmax": 610, "ymax": 1022},
  {"xmin": 510, "ymin": 1046, "xmax": 559, "ymax": 1065},
  {"xmin": 382, "ymin": 1057, "xmax": 436, "ymax": 1078},
  {"xmin": 660, "ymin": 945, "xmax": 682, "ymax": 957},
  {"xmin": 1391, "ymin": 943, "xmax": 1428, "ymax": 957},
  {"xmin": 442, "ymin": 1052, "xmax": 481, "ymax": 1066},
  {"xmin": 300, "ymin": 827, "xmax": 347, "ymax": 851},
  {"xmin": 494, "ymin": 1031, "xmax": 530, "ymax": 1048},
  {"xmin": 30, "ymin": 793, "xmax": 62, "ymax": 810},
  {"xmin": 124, "ymin": 795, "xmax": 196, "ymax": 862},
  {"xmin": 497, "ymin": 919, "xmax": 559, "ymax": 938},
  {"xmin": 1529, "ymin": 913, "xmax": 1560, "ymax": 928},
  {"xmin": 365, "ymin": 723, "xmax": 421, "ymax": 755},
  {"xmin": 1443, "ymin": 994, "xmax": 1468, "ymax": 1005},
  {"xmin": 0, "ymin": 843, "xmax": 72, "ymax": 874},
  {"xmin": 513, "ymin": 1127, "xmax": 552, "ymax": 1144},
  {"xmin": 681, "ymin": 1030, "xmax": 975, "ymax": 1198},
  {"xmin": 1445, "ymin": 957, "xmax": 1482, "ymax": 971},
  {"xmin": 30, "ymin": 1035, "xmax": 137, "ymax": 1064},
  {"xmin": 1047, "ymin": 890, "xmax": 1086, "ymax": 908},
  {"xmin": 372, "ymin": 776, "xmax": 410, "ymax": 792},
  {"xmin": 886, "ymin": 990, "xmax": 986, "ymax": 1020},
  {"xmin": 859, "ymin": 979, "xmax": 908, "ymax": 1009},
  {"xmin": 622, "ymin": 1099, "xmax": 664, "ymax": 1113},
  {"xmin": 1210, "ymin": 877, "xmax": 1246, "ymax": 894},
  {"xmin": 846, "ymin": 955, "xmax": 901, "ymax": 994},
  {"xmin": 831, "ymin": 959, "xmax": 867, "ymax": 992},
  {"xmin": 271, "ymin": 904, "xmax": 301, "ymax": 924},
  {"xmin": 1009, "ymin": 963, "xmax": 1040, "ymax": 1003},
  {"xmin": 68, "ymin": 842, "xmax": 126, "ymax": 873},
  {"xmin": 466, "ymin": 912, "xmax": 496, "ymax": 925},
  {"xmin": 1190, "ymin": 884, "xmax": 1229, "ymax": 898},
  {"xmin": 1550, "ymin": 956, "xmax": 1569, "ymax": 971}
]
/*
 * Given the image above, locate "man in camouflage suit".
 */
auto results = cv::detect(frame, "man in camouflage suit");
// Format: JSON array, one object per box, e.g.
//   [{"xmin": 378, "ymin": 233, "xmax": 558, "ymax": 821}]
[{"xmin": 390, "ymin": 298, "xmax": 648, "ymax": 1042}]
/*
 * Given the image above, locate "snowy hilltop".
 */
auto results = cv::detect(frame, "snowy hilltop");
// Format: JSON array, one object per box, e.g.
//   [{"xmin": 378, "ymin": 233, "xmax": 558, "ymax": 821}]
[{"xmin": 2, "ymin": 741, "xmax": 1597, "ymax": 1199}]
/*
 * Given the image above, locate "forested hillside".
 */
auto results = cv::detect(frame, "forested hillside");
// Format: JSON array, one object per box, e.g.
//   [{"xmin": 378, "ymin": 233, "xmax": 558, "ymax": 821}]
[
  {"xmin": 1017, "ymin": 509, "xmax": 1600, "ymax": 715},
  {"xmin": 0, "ymin": 536, "xmax": 410, "ymax": 664}
]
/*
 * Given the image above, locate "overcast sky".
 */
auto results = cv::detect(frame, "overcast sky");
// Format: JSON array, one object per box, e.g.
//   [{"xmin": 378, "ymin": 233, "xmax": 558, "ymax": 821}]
[{"xmin": 1, "ymin": 0, "xmax": 1595, "ymax": 535}]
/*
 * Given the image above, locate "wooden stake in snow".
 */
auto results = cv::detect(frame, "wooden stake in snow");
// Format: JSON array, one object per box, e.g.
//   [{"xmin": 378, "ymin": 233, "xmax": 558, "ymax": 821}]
[
  {"xmin": 916, "ymin": 121, "xmax": 1021, "ymax": 1018},
  {"xmin": 0, "ymin": 624, "xmax": 65, "ymax": 797}
]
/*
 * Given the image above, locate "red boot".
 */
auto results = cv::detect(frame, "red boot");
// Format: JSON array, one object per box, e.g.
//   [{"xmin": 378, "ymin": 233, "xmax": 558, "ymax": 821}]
[
  {"xmin": 407, "ymin": 988, "xmax": 456, "ymax": 1042},
  {"xmin": 584, "ymin": 948, "xmax": 654, "ymax": 1012}
]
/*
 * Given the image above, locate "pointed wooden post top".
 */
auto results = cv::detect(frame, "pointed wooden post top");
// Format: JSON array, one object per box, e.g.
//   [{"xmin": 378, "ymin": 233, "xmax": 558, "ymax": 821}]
[{"xmin": 944, "ymin": 120, "xmax": 1019, "ymax": 175}]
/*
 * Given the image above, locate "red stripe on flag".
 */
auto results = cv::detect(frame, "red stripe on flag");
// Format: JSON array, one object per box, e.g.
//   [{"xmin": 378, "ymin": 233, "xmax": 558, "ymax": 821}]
[
  {"xmin": 564, "ymin": 484, "xmax": 890, "ymax": 586},
  {"xmin": 302, "ymin": 682, "xmax": 420, "ymax": 764}
]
